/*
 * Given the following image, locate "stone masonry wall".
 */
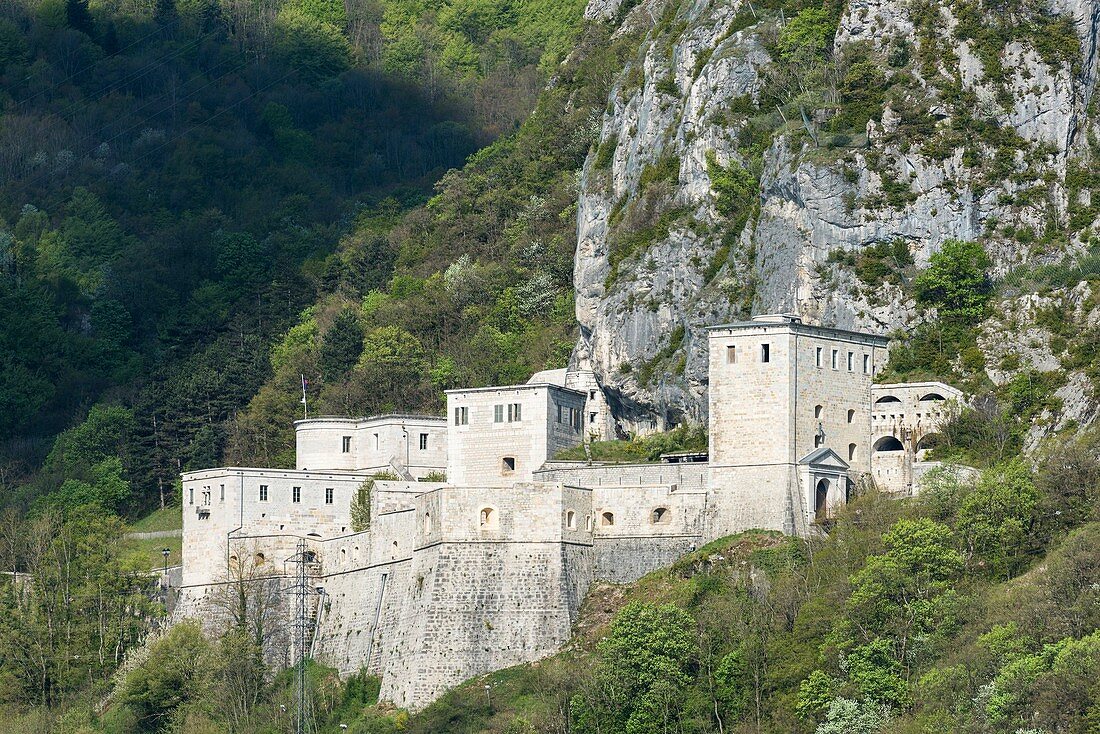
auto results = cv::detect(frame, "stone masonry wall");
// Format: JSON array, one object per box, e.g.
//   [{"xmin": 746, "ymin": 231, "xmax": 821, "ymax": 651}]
[{"xmin": 378, "ymin": 483, "xmax": 594, "ymax": 710}]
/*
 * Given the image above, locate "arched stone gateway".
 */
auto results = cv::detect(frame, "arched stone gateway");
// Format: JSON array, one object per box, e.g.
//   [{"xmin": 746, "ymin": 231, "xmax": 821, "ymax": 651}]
[
  {"xmin": 874, "ymin": 435, "xmax": 905, "ymax": 452},
  {"xmin": 815, "ymin": 479, "xmax": 830, "ymax": 522}
]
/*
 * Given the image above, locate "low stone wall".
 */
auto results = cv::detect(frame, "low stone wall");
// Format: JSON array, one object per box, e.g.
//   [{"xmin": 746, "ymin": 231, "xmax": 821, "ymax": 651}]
[{"xmin": 534, "ymin": 461, "xmax": 709, "ymax": 491}]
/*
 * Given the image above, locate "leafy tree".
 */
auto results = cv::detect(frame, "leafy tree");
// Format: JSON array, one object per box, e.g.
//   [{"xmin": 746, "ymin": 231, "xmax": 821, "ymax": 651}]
[
  {"xmin": 272, "ymin": 8, "xmax": 353, "ymax": 82},
  {"xmin": 572, "ymin": 602, "xmax": 697, "ymax": 734},
  {"xmin": 214, "ymin": 232, "xmax": 267, "ymax": 288},
  {"xmin": 777, "ymin": 7, "xmax": 837, "ymax": 64},
  {"xmin": 65, "ymin": 0, "xmax": 94, "ymax": 35},
  {"xmin": 0, "ymin": 20, "xmax": 28, "ymax": 71},
  {"xmin": 45, "ymin": 404, "xmax": 134, "ymax": 479},
  {"xmin": 320, "ymin": 307, "xmax": 364, "ymax": 381},
  {"xmin": 957, "ymin": 460, "xmax": 1041, "ymax": 578},
  {"xmin": 914, "ymin": 239, "xmax": 993, "ymax": 321},
  {"xmin": 823, "ymin": 518, "xmax": 963, "ymax": 708},
  {"xmin": 813, "ymin": 697, "xmax": 893, "ymax": 734},
  {"xmin": 121, "ymin": 622, "xmax": 214, "ymax": 729},
  {"xmin": 51, "ymin": 456, "xmax": 131, "ymax": 511}
]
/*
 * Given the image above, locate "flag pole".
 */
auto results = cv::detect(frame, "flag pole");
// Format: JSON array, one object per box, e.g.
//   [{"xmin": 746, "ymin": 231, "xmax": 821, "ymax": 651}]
[{"xmin": 301, "ymin": 374, "xmax": 309, "ymax": 420}]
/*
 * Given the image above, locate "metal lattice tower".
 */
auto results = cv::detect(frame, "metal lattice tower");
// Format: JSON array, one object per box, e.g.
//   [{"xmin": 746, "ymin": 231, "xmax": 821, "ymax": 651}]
[{"xmin": 288, "ymin": 539, "xmax": 317, "ymax": 734}]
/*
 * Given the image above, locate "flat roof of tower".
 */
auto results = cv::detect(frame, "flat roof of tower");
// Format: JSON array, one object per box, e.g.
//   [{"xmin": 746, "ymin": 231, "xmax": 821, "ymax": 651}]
[
  {"xmin": 708, "ymin": 314, "xmax": 889, "ymax": 344},
  {"xmin": 444, "ymin": 382, "xmax": 585, "ymax": 396},
  {"xmin": 293, "ymin": 413, "xmax": 447, "ymax": 427}
]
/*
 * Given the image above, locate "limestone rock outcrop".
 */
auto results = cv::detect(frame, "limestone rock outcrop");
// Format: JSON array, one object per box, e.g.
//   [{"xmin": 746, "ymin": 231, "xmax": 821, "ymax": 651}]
[{"xmin": 570, "ymin": 0, "xmax": 1100, "ymax": 437}]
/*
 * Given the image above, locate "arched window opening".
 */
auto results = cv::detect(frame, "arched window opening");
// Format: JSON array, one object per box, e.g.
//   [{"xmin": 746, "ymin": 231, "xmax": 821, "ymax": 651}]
[
  {"xmin": 340, "ymin": 548, "xmax": 346, "ymax": 558},
  {"xmin": 874, "ymin": 395, "xmax": 901, "ymax": 404},
  {"xmin": 873, "ymin": 436, "xmax": 905, "ymax": 452},
  {"xmin": 479, "ymin": 507, "xmax": 497, "ymax": 528},
  {"xmin": 848, "ymin": 443, "xmax": 857, "ymax": 461},
  {"xmin": 916, "ymin": 433, "xmax": 941, "ymax": 455},
  {"xmin": 501, "ymin": 456, "xmax": 516, "ymax": 474},
  {"xmin": 847, "ymin": 409, "xmax": 855, "ymax": 423},
  {"xmin": 601, "ymin": 511, "xmax": 615, "ymax": 527},
  {"xmin": 229, "ymin": 554, "xmax": 239, "ymax": 564},
  {"xmin": 814, "ymin": 405, "xmax": 823, "ymax": 419},
  {"xmin": 565, "ymin": 510, "xmax": 576, "ymax": 529},
  {"xmin": 815, "ymin": 479, "xmax": 830, "ymax": 522},
  {"xmin": 585, "ymin": 515, "xmax": 593, "ymax": 531},
  {"xmin": 919, "ymin": 393, "xmax": 946, "ymax": 402},
  {"xmin": 651, "ymin": 507, "xmax": 670, "ymax": 524},
  {"xmin": 424, "ymin": 512, "xmax": 432, "ymax": 533},
  {"xmin": 391, "ymin": 541, "xmax": 398, "ymax": 559},
  {"xmin": 254, "ymin": 553, "xmax": 265, "ymax": 565}
]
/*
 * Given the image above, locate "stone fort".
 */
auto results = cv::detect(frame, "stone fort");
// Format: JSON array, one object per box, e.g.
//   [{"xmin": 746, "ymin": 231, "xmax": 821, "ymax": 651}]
[{"xmin": 176, "ymin": 314, "xmax": 961, "ymax": 709}]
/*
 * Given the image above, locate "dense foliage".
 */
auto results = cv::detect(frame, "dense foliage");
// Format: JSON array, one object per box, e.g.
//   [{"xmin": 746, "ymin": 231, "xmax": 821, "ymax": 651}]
[
  {"xmin": 1, "ymin": 0, "xmax": 588, "ymax": 511},
  {"xmin": 226, "ymin": 14, "xmax": 643, "ymax": 466}
]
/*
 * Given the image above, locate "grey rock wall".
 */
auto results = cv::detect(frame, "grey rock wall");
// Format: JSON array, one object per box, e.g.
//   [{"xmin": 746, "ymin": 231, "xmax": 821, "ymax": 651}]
[{"xmin": 571, "ymin": 0, "xmax": 1100, "ymax": 436}]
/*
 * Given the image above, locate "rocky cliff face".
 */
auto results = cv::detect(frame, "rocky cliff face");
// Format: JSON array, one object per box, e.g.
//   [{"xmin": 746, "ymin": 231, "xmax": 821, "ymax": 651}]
[{"xmin": 570, "ymin": 0, "xmax": 1100, "ymax": 436}]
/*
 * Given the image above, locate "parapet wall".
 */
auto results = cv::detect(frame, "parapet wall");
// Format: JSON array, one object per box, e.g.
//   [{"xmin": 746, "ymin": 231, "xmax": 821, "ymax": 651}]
[{"xmin": 534, "ymin": 461, "xmax": 709, "ymax": 492}]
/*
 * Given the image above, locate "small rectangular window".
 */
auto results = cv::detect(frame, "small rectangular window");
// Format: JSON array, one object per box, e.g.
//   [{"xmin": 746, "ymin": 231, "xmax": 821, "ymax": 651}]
[
  {"xmin": 831, "ymin": 349, "xmax": 838, "ymax": 369},
  {"xmin": 726, "ymin": 345, "xmax": 736, "ymax": 364},
  {"xmin": 419, "ymin": 433, "xmax": 428, "ymax": 450},
  {"xmin": 325, "ymin": 487, "xmax": 333, "ymax": 504},
  {"xmin": 292, "ymin": 486, "xmax": 301, "ymax": 503},
  {"xmin": 341, "ymin": 436, "xmax": 351, "ymax": 453},
  {"xmin": 508, "ymin": 403, "xmax": 522, "ymax": 422},
  {"xmin": 589, "ymin": 390, "xmax": 596, "ymax": 400},
  {"xmin": 590, "ymin": 411, "xmax": 597, "ymax": 424},
  {"xmin": 815, "ymin": 347, "xmax": 822, "ymax": 367},
  {"xmin": 454, "ymin": 406, "xmax": 468, "ymax": 425},
  {"xmin": 502, "ymin": 456, "xmax": 516, "ymax": 473},
  {"xmin": 494, "ymin": 404, "xmax": 504, "ymax": 423},
  {"xmin": 220, "ymin": 484, "xmax": 225, "ymax": 501},
  {"xmin": 189, "ymin": 488, "xmax": 194, "ymax": 505},
  {"xmin": 556, "ymin": 404, "xmax": 564, "ymax": 423},
  {"xmin": 863, "ymin": 354, "xmax": 871, "ymax": 374},
  {"xmin": 760, "ymin": 343, "xmax": 770, "ymax": 363},
  {"xmin": 259, "ymin": 485, "xmax": 268, "ymax": 502},
  {"xmin": 847, "ymin": 351, "xmax": 854, "ymax": 371},
  {"xmin": 374, "ymin": 433, "xmax": 379, "ymax": 450}
]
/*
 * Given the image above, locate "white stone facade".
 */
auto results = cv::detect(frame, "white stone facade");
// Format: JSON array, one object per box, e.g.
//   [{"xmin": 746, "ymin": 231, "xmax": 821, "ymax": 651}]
[
  {"xmin": 445, "ymin": 383, "xmax": 587, "ymax": 486},
  {"xmin": 295, "ymin": 415, "xmax": 447, "ymax": 477},
  {"xmin": 175, "ymin": 317, "xmax": 957, "ymax": 711},
  {"xmin": 706, "ymin": 314, "xmax": 889, "ymax": 536},
  {"xmin": 870, "ymin": 381, "xmax": 963, "ymax": 493}
]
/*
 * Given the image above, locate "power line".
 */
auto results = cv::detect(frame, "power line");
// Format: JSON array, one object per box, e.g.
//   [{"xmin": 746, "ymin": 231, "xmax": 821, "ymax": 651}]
[
  {"xmin": 9, "ymin": 63, "xmax": 296, "ymax": 196},
  {"xmin": 13, "ymin": 20, "xmax": 223, "ymax": 111}
]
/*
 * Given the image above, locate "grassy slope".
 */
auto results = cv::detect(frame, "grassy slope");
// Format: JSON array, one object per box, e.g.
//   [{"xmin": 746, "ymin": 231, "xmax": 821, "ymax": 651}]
[{"xmin": 128, "ymin": 506, "xmax": 183, "ymax": 533}]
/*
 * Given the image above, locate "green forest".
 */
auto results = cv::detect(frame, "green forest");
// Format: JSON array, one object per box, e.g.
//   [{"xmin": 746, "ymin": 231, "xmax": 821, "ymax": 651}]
[{"xmin": 1, "ymin": 0, "xmax": 1099, "ymax": 727}]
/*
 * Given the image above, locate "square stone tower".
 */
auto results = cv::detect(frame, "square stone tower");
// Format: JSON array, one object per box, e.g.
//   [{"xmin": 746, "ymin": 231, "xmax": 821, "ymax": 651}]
[
  {"xmin": 445, "ymin": 383, "xmax": 587, "ymax": 486},
  {"xmin": 706, "ymin": 314, "xmax": 889, "ymax": 537}
]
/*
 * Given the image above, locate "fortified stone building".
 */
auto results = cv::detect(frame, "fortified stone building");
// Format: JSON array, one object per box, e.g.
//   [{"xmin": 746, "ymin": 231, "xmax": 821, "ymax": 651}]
[{"xmin": 177, "ymin": 315, "xmax": 959, "ymax": 709}]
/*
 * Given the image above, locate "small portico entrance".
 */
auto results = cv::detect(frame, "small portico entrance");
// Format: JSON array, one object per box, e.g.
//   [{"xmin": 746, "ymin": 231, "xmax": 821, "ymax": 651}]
[{"xmin": 798, "ymin": 447, "xmax": 850, "ymax": 524}]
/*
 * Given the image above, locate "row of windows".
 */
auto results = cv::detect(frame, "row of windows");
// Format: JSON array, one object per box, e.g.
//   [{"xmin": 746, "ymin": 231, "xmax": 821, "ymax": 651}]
[
  {"xmin": 189, "ymin": 484, "xmax": 225, "ymax": 505},
  {"xmin": 475, "ymin": 506, "xmax": 673, "ymax": 530},
  {"xmin": 254, "ymin": 485, "xmax": 335, "ymax": 504},
  {"xmin": 723, "ymin": 343, "xmax": 873, "ymax": 374},
  {"xmin": 813, "ymin": 405, "xmax": 857, "ymax": 422},
  {"xmin": 340, "ymin": 433, "xmax": 431, "ymax": 451},
  {"xmin": 555, "ymin": 404, "xmax": 583, "ymax": 429},
  {"xmin": 815, "ymin": 347, "xmax": 871, "ymax": 374}
]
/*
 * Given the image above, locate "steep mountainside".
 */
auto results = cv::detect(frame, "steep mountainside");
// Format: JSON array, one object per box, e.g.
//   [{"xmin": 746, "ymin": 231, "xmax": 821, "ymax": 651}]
[
  {"xmin": 573, "ymin": 0, "xmax": 1100, "ymax": 432},
  {"xmin": 238, "ymin": 0, "xmax": 1100, "ymax": 454}
]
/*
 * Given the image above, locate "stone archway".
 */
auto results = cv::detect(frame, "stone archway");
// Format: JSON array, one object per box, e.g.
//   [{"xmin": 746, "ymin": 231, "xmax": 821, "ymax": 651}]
[{"xmin": 815, "ymin": 478, "xmax": 830, "ymax": 522}]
